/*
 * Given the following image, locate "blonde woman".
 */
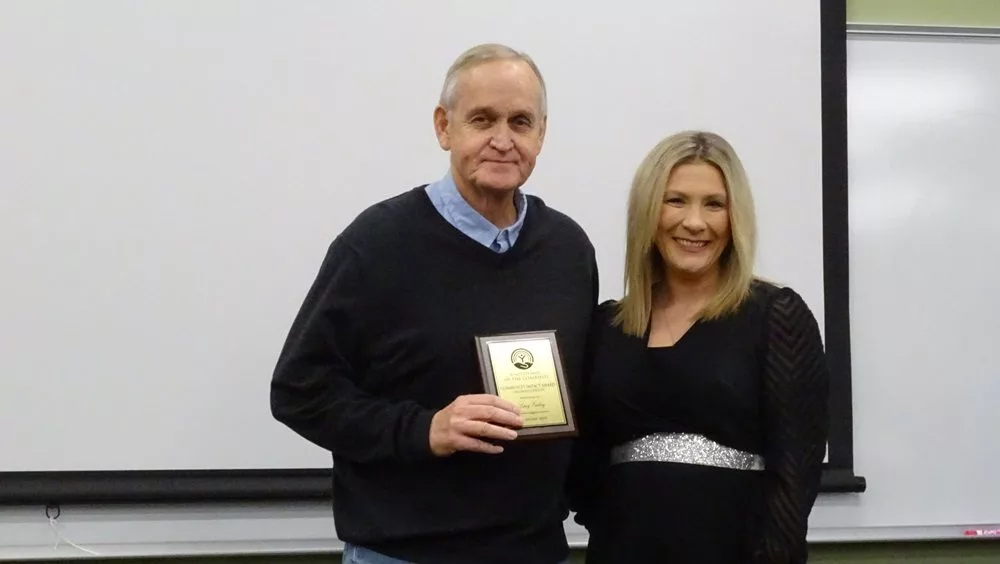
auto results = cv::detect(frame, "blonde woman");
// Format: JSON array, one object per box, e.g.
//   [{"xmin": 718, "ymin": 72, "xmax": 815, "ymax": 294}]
[{"xmin": 568, "ymin": 131, "xmax": 829, "ymax": 563}]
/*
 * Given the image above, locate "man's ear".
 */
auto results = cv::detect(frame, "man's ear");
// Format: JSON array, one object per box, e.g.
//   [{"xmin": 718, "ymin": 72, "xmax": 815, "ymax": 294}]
[
  {"xmin": 433, "ymin": 105, "xmax": 450, "ymax": 151},
  {"xmin": 538, "ymin": 114, "xmax": 547, "ymax": 147}
]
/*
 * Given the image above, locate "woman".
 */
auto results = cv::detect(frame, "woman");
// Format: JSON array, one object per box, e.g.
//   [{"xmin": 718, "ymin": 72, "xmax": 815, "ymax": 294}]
[{"xmin": 568, "ymin": 131, "xmax": 829, "ymax": 563}]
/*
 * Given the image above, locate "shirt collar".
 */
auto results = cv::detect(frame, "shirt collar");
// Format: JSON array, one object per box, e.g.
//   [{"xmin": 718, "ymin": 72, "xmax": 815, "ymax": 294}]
[{"xmin": 424, "ymin": 171, "xmax": 528, "ymax": 252}]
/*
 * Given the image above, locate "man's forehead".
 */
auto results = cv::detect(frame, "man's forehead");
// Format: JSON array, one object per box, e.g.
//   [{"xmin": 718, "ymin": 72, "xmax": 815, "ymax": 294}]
[
  {"xmin": 461, "ymin": 100, "xmax": 539, "ymax": 117},
  {"xmin": 451, "ymin": 87, "xmax": 542, "ymax": 117},
  {"xmin": 452, "ymin": 61, "xmax": 543, "ymax": 112}
]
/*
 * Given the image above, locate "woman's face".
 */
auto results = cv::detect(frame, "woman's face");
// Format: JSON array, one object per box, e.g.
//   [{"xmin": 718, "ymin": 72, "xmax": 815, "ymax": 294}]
[{"xmin": 655, "ymin": 162, "xmax": 732, "ymax": 280}]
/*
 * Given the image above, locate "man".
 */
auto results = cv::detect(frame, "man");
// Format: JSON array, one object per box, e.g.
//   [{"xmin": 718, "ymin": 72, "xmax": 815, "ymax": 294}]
[{"xmin": 271, "ymin": 43, "xmax": 599, "ymax": 564}]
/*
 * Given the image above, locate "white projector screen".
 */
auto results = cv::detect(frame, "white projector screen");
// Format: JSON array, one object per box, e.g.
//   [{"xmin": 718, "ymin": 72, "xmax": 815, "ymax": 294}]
[{"xmin": 1, "ymin": 1, "xmax": 827, "ymax": 475}]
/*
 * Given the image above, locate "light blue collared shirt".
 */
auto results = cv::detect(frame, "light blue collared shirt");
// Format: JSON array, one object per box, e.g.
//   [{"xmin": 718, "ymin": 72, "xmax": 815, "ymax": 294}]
[{"xmin": 424, "ymin": 172, "xmax": 528, "ymax": 253}]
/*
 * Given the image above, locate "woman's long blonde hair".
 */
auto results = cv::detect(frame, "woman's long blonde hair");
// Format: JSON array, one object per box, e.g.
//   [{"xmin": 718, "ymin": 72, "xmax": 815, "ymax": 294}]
[{"xmin": 613, "ymin": 131, "xmax": 758, "ymax": 337}]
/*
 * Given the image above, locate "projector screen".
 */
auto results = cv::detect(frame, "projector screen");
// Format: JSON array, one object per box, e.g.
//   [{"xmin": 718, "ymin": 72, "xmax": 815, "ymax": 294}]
[{"xmin": 1, "ymin": 1, "xmax": 846, "ymax": 494}]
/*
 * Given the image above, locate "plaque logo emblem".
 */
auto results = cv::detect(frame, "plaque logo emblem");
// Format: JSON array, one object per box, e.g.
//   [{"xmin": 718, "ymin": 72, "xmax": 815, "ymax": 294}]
[{"xmin": 510, "ymin": 348, "xmax": 534, "ymax": 370}]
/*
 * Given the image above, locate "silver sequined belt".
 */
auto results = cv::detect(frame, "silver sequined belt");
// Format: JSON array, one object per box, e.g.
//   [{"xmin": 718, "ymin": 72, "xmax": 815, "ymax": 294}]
[{"xmin": 609, "ymin": 432, "xmax": 765, "ymax": 471}]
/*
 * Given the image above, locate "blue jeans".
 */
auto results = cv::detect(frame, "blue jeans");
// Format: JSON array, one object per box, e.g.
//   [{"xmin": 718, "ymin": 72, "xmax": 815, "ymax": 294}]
[
  {"xmin": 342, "ymin": 543, "xmax": 569, "ymax": 564},
  {"xmin": 342, "ymin": 544, "xmax": 410, "ymax": 564}
]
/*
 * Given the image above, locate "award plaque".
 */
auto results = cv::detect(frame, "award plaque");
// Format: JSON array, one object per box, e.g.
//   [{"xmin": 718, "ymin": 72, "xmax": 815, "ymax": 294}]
[{"xmin": 474, "ymin": 330, "xmax": 577, "ymax": 439}]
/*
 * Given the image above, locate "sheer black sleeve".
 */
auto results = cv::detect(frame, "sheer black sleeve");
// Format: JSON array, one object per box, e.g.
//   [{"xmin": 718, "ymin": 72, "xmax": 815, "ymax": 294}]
[{"xmin": 753, "ymin": 287, "xmax": 830, "ymax": 563}]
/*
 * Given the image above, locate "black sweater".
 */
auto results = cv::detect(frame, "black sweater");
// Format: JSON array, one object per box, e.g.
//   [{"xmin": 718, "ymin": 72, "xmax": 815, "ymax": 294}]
[{"xmin": 271, "ymin": 186, "xmax": 599, "ymax": 564}]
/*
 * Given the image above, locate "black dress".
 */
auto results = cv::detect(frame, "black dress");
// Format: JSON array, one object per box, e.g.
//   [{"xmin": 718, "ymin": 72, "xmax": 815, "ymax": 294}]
[{"xmin": 567, "ymin": 281, "xmax": 829, "ymax": 564}]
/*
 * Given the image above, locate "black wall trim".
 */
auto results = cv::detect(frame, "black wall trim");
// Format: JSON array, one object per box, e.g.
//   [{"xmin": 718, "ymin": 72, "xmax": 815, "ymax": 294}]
[
  {"xmin": 0, "ymin": 465, "xmax": 864, "ymax": 506},
  {"xmin": 0, "ymin": 0, "xmax": 865, "ymax": 506},
  {"xmin": 820, "ymin": 0, "xmax": 864, "ymax": 491},
  {"xmin": 0, "ymin": 469, "xmax": 331, "ymax": 505},
  {"xmin": 821, "ymin": 469, "xmax": 867, "ymax": 494}
]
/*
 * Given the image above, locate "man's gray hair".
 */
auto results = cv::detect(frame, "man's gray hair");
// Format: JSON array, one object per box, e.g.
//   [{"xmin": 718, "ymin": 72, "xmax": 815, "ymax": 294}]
[{"xmin": 439, "ymin": 43, "xmax": 547, "ymax": 116}]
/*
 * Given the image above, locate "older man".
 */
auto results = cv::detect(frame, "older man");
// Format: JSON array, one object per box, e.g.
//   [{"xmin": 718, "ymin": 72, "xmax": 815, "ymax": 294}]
[{"xmin": 271, "ymin": 43, "xmax": 598, "ymax": 564}]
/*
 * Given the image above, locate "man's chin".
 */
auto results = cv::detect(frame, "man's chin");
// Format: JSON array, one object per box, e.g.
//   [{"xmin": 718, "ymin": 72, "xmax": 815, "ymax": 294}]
[{"xmin": 472, "ymin": 178, "xmax": 523, "ymax": 194}]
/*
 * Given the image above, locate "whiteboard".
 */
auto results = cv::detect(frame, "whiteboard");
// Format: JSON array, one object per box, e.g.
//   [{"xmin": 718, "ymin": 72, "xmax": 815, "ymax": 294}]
[
  {"xmin": 0, "ymin": 1, "xmax": 826, "ymax": 473},
  {"xmin": 807, "ymin": 30, "xmax": 1000, "ymax": 534}
]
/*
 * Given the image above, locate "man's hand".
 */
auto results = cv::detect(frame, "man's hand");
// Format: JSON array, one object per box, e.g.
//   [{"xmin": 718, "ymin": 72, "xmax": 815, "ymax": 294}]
[{"xmin": 429, "ymin": 394, "xmax": 524, "ymax": 456}]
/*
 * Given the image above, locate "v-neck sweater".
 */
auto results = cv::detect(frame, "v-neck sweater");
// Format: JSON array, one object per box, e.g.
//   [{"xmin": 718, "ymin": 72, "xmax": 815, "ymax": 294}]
[{"xmin": 271, "ymin": 186, "xmax": 599, "ymax": 564}]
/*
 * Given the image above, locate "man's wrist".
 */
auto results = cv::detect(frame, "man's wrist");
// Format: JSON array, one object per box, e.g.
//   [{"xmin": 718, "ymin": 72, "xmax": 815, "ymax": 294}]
[{"xmin": 401, "ymin": 407, "xmax": 437, "ymax": 462}]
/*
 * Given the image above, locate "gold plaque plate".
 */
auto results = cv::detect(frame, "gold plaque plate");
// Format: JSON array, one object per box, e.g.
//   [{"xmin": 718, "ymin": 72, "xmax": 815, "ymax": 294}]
[{"xmin": 475, "ymin": 330, "xmax": 577, "ymax": 439}]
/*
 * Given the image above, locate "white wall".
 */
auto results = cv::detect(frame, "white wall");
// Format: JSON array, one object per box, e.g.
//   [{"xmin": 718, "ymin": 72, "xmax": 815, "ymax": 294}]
[
  {"xmin": 0, "ymin": 0, "xmax": 832, "ymax": 558},
  {"xmin": 0, "ymin": 0, "xmax": 824, "ymax": 474},
  {"xmin": 807, "ymin": 30, "xmax": 1000, "ymax": 535}
]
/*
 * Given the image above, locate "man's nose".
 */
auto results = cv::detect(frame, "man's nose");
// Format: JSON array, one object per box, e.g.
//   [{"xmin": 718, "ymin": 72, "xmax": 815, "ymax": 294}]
[{"xmin": 490, "ymin": 126, "xmax": 513, "ymax": 151}]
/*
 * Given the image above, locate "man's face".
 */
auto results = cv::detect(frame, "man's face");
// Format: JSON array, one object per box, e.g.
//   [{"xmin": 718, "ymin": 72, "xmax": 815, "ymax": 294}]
[{"xmin": 434, "ymin": 60, "xmax": 546, "ymax": 196}]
